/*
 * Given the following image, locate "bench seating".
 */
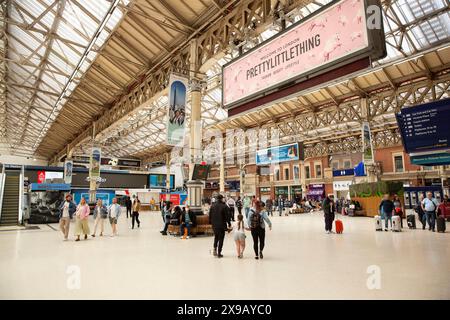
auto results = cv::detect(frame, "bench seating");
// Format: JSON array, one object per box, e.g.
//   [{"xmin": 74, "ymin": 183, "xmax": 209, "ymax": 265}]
[{"xmin": 167, "ymin": 214, "xmax": 213, "ymax": 236}]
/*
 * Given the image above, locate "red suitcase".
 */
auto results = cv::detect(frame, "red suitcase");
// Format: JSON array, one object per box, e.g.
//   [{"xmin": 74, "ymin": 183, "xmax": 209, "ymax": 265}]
[{"xmin": 335, "ymin": 219, "xmax": 344, "ymax": 234}]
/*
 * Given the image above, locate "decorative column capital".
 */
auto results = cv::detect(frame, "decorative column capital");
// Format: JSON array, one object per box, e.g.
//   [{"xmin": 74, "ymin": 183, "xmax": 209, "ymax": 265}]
[{"xmin": 189, "ymin": 78, "xmax": 204, "ymax": 92}]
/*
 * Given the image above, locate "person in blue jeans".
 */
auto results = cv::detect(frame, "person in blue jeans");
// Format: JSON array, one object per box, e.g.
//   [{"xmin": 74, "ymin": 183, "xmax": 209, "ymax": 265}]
[
  {"xmin": 421, "ymin": 192, "xmax": 439, "ymax": 232},
  {"xmin": 379, "ymin": 194, "xmax": 394, "ymax": 231}
]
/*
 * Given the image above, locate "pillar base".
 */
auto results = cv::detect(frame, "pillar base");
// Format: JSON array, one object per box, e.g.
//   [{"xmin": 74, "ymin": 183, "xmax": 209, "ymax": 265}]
[{"xmin": 186, "ymin": 180, "xmax": 203, "ymax": 215}]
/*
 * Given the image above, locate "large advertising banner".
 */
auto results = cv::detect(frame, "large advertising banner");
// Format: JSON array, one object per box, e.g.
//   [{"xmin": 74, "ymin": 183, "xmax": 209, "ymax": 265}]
[
  {"xmin": 256, "ymin": 142, "xmax": 304, "ymax": 165},
  {"xmin": 64, "ymin": 160, "xmax": 73, "ymax": 184},
  {"xmin": 223, "ymin": 0, "xmax": 383, "ymax": 109},
  {"xmin": 166, "ymin": 74, "xmax": 188, "ymax": 146},
  {"xmin": 362, "ymin": 122, "xmax": 374, "ymax": 164},
  {"xmin": 89, "ymin": 147, "xmax": 101, "ymax": 179}
]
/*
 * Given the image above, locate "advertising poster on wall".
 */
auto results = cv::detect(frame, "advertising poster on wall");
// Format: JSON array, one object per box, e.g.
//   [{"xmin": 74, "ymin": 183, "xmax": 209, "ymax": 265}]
[
  {"xmin": 256, "ymin": 142, "xmax": 304, "ymax": 165},
  {"xmin": 222, "ymin": 0, "xmax": 386, "ymax": 110},
  {"xmin": 64, "ymin": 160, "xmax": 73, "ymax": 184},
  {"xmin": 362, "ymin": 122, "xmax": 374, "ymax": 164},
  {"xmin": 89, "ymin": 147, "xmax": 101, "ymax": 179},
  {"xmin": 166, "ymin": 74, "xmax": 188, "ymax": 146}
]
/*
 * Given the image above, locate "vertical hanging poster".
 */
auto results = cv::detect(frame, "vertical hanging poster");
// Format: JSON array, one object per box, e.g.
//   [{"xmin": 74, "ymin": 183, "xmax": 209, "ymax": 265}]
[
  {"xmin": 166, "ymin": 74, "xmax": 188, "ymax": 146},
  {"xmin": 362, "ymin": 122, "xmax": 374, "ymax": 164}
]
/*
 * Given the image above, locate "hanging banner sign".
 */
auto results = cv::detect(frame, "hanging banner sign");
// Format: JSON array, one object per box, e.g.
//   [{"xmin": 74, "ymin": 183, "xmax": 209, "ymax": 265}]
[
  {"xmin": 89, "ymin": 147, "xmax": 101, "ymax": 179},
  {"xmin": 222, "ymin": 0, "xmax": 386, "ymax": 110},
  {"xmin": 64, "ymin": 160, "xmax": 73, "ymax": 184},
  {"xmin": 362, "ymin": 122, "xmax": 374, "ymax": 164},
  {"xmin": 166, "ymin": 74, "xmax": 188, "ymax": 146}
]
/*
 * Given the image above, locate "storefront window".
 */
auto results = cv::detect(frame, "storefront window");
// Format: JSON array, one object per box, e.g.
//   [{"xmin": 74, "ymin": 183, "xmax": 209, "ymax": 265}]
[
  {"xmin": 331, "ymin": 161, "xmax": 339, "ymax": 170},
  {"xmin": 315, "ymin": 164, "xmax": 322, "ymax": 178},
  {"xmin": 305, "ymin": 166, "xmax": 310, "ymax": 179},
  {"xmin": 343, "ymin": 160, "xmax": 351, "ymax": 169},
  {"xmin": 394, "ymin": 155, "xmax": 404, "ymax": 172},
  {"xmin": 284, "ymin": 168, "xmax": 290, "ymax": 180},
  {"xmin": 275, "ymin": 168, "xmax": 280, "ymax": 180}
]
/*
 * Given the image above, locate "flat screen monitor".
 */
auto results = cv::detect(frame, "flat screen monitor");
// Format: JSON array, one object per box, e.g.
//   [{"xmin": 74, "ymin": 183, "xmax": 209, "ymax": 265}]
[{"xmin": 192, "ymin": 164, "xmax": 210, "ymax": 181}]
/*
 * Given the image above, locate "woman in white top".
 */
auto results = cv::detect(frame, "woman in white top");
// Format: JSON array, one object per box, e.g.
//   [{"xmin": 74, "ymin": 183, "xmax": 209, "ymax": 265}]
[{"xmin": 233, "ymin": 214, "xmax": 246, "ymax": 259}]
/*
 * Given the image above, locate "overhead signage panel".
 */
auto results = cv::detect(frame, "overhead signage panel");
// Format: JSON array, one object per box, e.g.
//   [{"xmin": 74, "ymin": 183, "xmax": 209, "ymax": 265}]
[
  {"xmin": 396, "ymin": 98, "xmax": 450, "ymax": 154},
  {"xmin": 222, "ymin": 0, "xmax": 386, "ymax": 110}
]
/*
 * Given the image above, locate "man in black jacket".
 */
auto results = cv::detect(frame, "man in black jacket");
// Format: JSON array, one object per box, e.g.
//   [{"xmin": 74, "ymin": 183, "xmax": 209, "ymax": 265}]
[
  {"xmin": 209, "ymin": 194, "xmax": 230, "ymax": 258},
  {"xmin": 125, "ymin": 196, "xmax": 132, "ymax": 219},
  {"xmin": 322, "ymin": 195, "xmax": 335, "ymax": 234}
]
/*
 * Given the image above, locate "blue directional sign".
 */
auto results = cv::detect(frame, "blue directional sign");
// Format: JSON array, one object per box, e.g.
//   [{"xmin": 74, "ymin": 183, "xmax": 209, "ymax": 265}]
[{"xmin": 396, "ymin": 98, "xmax": 450, "ymax": 154}]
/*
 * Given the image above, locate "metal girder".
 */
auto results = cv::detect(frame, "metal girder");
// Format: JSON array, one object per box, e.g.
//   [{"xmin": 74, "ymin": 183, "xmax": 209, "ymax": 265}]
[{"xmin": 50, "ymin": 0, "xmax": 308, "ymax": 161}]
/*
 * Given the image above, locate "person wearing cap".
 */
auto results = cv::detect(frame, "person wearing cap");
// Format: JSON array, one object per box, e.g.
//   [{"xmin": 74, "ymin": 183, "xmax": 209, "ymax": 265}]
[{"xmin": 209, "ymin": 194, "xmax": 230, "ymax": 258}]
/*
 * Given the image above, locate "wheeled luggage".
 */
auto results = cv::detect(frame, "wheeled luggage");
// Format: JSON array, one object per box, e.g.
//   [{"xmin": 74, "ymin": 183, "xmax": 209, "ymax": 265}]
[
  {"xmin": 392, "ymin": 215, "xmax": 401, "ymax": 232},
  {"xmin": 436, "ymin": 216, "xmax": 446, "ymax": 233},
  {"xmin": 335, "ymin": 219, "xmax": 344, "ymax": 234},
  {"xmin": 407, "ymin": 214, "xmax": 416, "ymax": 229},
  {"xmin": 374, "ymin": 215, "xmax": 383, "ymax": 231}
]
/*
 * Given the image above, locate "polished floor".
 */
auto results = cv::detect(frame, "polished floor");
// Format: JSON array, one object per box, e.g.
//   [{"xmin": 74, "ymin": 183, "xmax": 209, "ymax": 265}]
[{"xmin": 0, "ymin": 209, "xmax": 449, "ymax": 300}]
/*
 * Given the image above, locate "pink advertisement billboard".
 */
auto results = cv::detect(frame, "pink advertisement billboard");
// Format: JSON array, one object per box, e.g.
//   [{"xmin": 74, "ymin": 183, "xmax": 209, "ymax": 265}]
[{"xmin": 223, "ymin": 0, "xmax": 371, "ymax": 108}]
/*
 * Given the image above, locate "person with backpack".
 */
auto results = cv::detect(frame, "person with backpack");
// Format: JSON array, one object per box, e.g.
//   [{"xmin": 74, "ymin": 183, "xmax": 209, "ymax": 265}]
[
  {"xmin": 421, "ymin": 192, "xmax": 439, "ymax": 232},
  {"xmin": 246, "ymin": 201, "xmax": 272, "ymax": 260}
]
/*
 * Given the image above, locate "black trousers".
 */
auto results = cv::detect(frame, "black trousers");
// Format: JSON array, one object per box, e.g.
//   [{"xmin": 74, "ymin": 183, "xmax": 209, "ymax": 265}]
[
  {"xmin": 237, "ymin": 207, "xmax": 242, "ymax": 215},
  {"xmin": 132, "ymin": 212, "xmax": 140, "ymax": 229},
  {"xmin": 213, "ymin": 228, "xmax": 226, "ymax": 254},
  {"xmin": 324, "ymin": 212, "xmax": 335, "ymax": 231},
  {"xmin": 251, "ymin": 227, "xmax": 266, "ymax": 256},
  {"xmin": 126, "ymin": 207, "xmax": 132, "ymax": 218},
  {"xmin": 229, "ymin": 207, "xmax": 235, "ymax": 221}
]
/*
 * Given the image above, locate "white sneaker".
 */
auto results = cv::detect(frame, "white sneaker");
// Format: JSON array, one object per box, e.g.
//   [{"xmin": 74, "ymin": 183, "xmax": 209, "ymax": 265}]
[
  {"xmin": 110, "ymin": 234, "xmax": 115, "ymax": 237},
  {"xmin": 326, "ymin": 231, "xmax": 330, "ymax": 234},
  {"xmin": 63, "ymin": 238, "xmax": 68, "ymax": 241},
  {"xmin": 186, "ymin": 236, "xmax": 190, "ymax": 239},
  {"xmin": 180, "ymin": 236, "xmax": 184, "ymax": 239}
]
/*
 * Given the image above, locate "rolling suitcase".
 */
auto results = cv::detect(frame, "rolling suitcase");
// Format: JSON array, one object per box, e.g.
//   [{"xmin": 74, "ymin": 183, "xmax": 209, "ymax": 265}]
[
  {"xmin": 407, "ymin": 214, "xmax": 416, "ymax": 229},
  {"xmin": 335, "ymin": 219, "xmax": 344, "ymax": 234},
  {"xmin": 374, "ymin": 215, "xmax": 383, "ymax": 231},
  {"xmin": 436, "ymin": 216, "xmax": 446, "ymax": 233},
  {"xmin": 392, "ymin": 215, "xmax": 401, "ymax": 232}
]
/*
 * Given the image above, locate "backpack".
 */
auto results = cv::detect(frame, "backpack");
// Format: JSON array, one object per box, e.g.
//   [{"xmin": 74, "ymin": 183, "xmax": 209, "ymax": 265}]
[{"xmin": 250, "ymin": 209, "xmax": 262, "ymax": 229}]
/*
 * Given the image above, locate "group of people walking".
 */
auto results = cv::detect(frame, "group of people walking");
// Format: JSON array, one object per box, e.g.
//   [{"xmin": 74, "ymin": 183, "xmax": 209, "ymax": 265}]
[
  {"xmin": 208, "ymin": 194, "xmax": 272, "ymax": 259},
  {"xmin": 58, "ymin": 194, "xmax": 121, "ymax": 241}
]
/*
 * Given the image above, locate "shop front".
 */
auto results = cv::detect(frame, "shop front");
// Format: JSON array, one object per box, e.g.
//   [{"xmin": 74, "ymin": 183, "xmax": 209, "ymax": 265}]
[
  {"xmin": 259, "ymin": 187, "xmax": 272, "ymax": 202},
  {"xmin": 275, "ymin": 186, "xmax": 289, "ymax": 200},
  {"xmin": 306, "ymin": 184, "xmax": 325, "ymax": 201},
  {"xmin": 290, "ymin": 185, "xmax": 303, "ymax": 203},
  {"xmin": 333, "ymin": 181, "xmax": 352, "ymax": 200}
]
